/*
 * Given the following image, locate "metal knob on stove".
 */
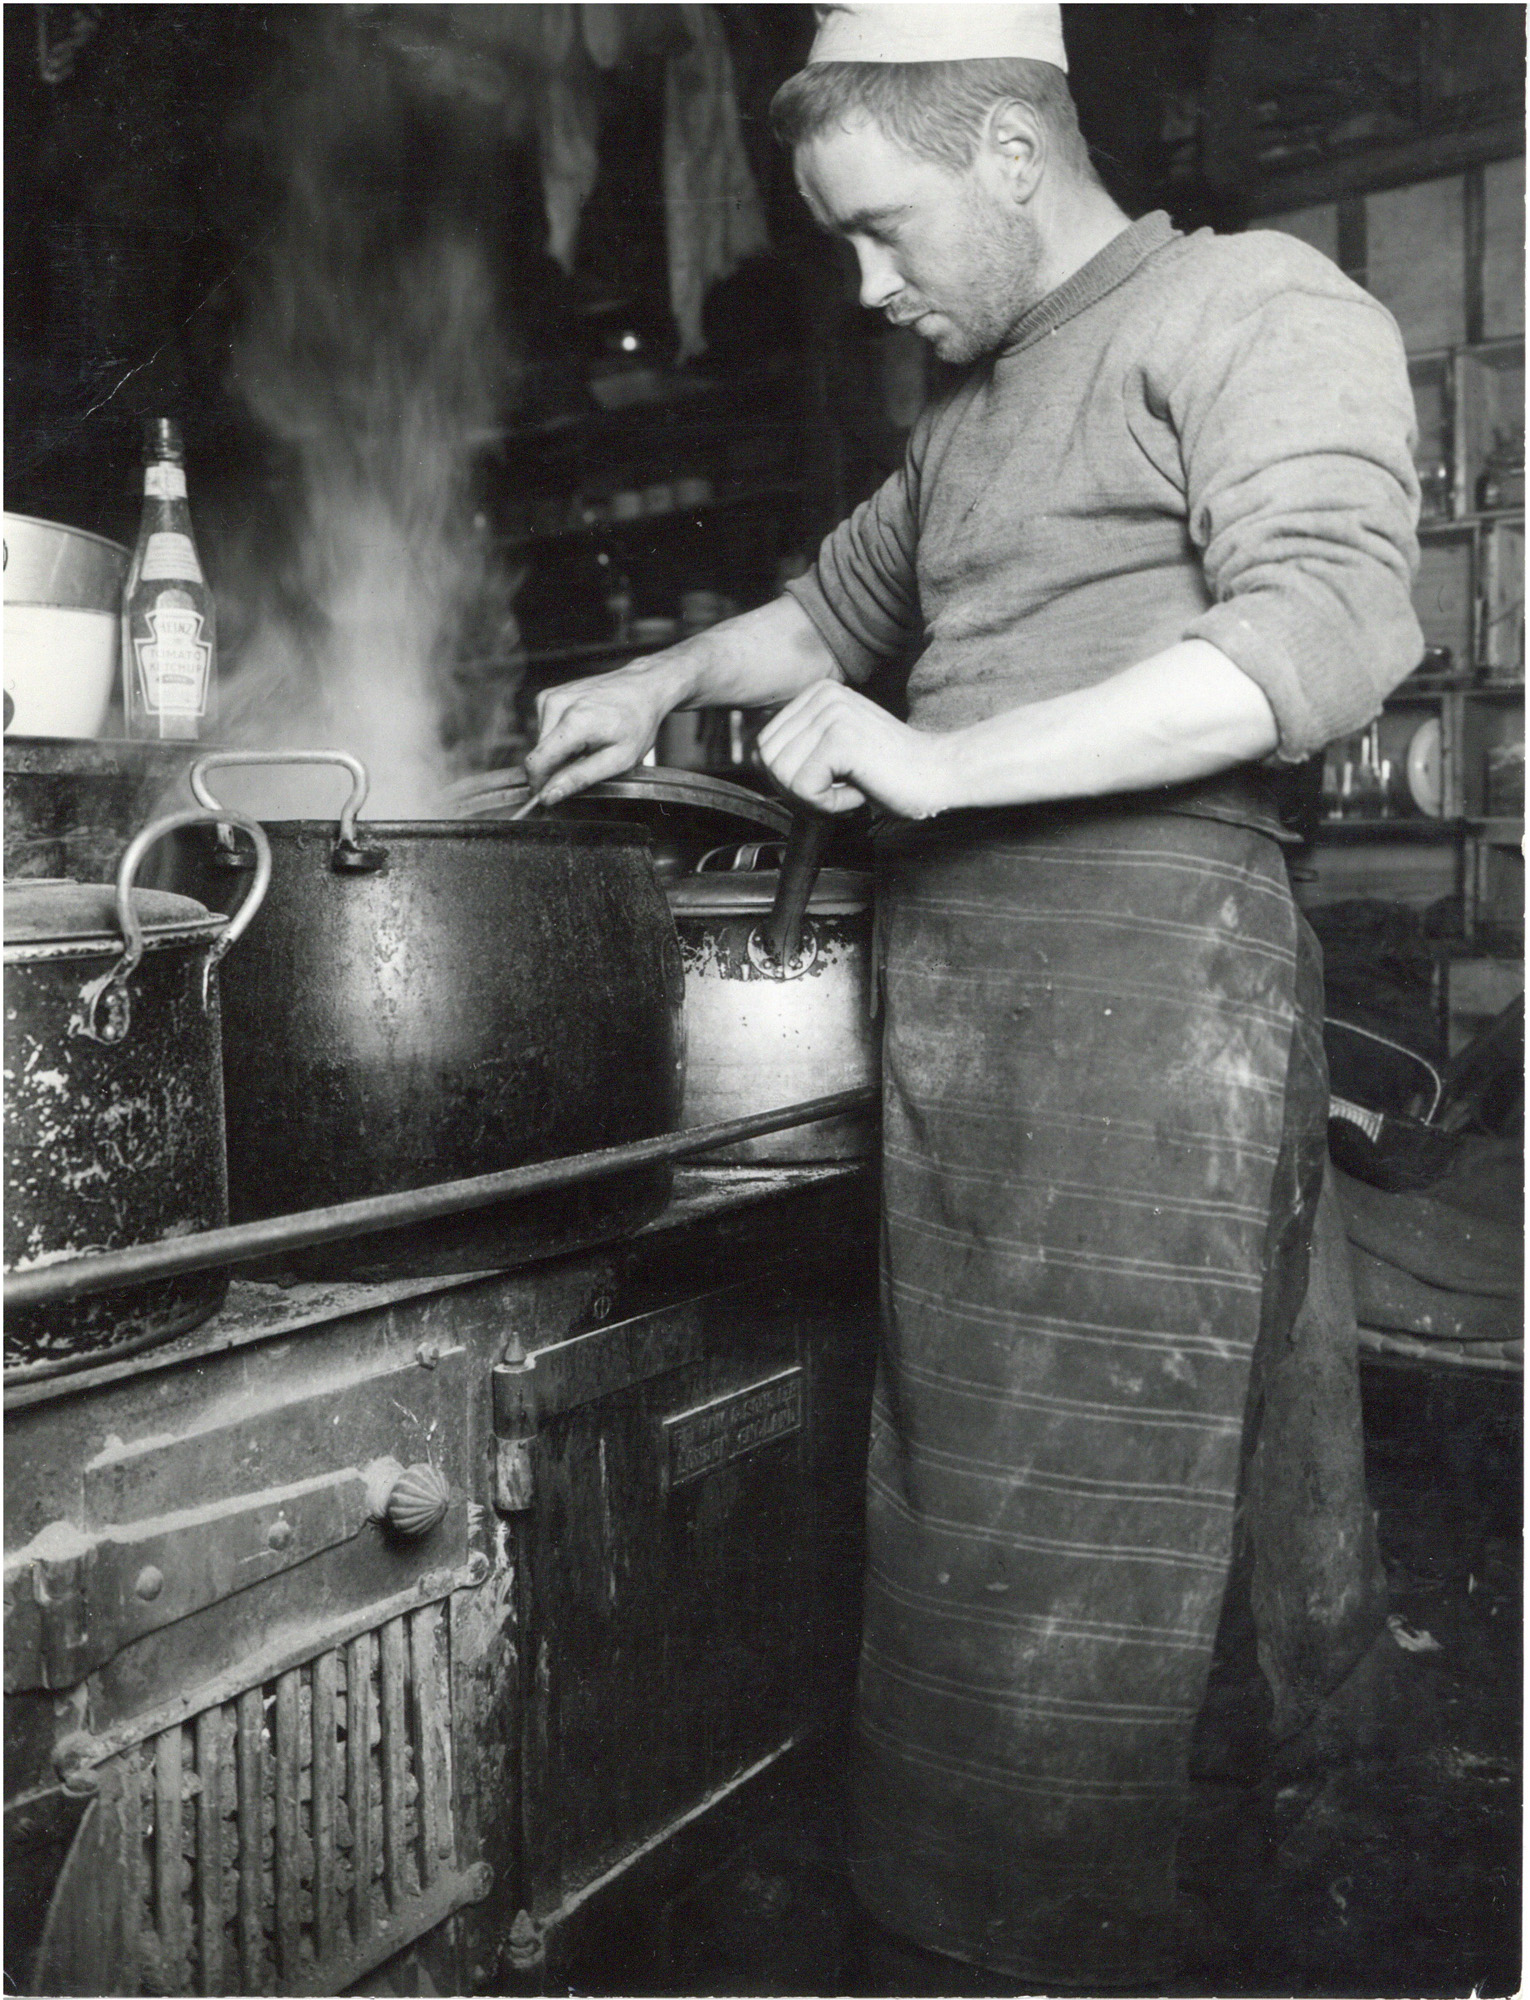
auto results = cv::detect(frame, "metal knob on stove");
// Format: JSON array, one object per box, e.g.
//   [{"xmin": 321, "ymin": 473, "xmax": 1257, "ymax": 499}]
[{"xmin": 363, "ymin": 1457, "xmax": 451, "ymax": 1539}]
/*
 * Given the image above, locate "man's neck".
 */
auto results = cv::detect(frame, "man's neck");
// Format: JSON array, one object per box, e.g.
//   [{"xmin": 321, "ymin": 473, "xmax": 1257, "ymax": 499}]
[{"xmin": 1029, "ymin": 180, "xmax": 1136, "ymax": 303}]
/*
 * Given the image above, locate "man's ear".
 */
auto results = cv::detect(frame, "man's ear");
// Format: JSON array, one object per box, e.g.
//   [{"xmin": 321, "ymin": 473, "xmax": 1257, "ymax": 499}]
[{"xmin": 984, "ymin": 99, "xmax": 1046, "ymax": 200}]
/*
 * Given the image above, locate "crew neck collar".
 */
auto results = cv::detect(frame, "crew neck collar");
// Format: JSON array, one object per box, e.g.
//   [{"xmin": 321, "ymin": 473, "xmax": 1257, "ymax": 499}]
[{"xmin": 1000, "ymin": 209, "xmax": 1179, "ymax": 356}]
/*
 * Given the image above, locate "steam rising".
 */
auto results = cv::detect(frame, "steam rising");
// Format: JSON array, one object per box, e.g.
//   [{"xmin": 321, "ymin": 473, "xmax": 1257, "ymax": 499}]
[{"xmin": 217, "ymin": 14, "xmax": 515, "ymax": 820}]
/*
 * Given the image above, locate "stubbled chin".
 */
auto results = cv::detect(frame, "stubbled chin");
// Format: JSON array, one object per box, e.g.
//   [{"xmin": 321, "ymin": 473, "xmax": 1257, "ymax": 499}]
[
  {"xmin": 923, "ymin": 323, "xmax": 970, "ymax": 363},
  {"xmin": 896, "ymin": 311, "xmax": 980, "ymax": 364}
]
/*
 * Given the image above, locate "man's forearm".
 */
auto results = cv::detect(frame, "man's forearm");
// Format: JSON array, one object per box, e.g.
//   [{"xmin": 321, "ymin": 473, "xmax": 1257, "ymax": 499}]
[
  {"xmin": 754, "ymin": 638, "xmax": 1282, "ymax": 821},
  {"xmin": 631, "ymin": 594, "xmax": 844, "ymax": 713},
  {"xmin": 938, "ymin": 639, "xmax": 1281, "ymax": 809}
]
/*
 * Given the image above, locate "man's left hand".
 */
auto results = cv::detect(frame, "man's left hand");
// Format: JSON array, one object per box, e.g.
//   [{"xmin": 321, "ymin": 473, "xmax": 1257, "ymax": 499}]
[{"xmin": 755, "ymin": 682, "xmax": 955, "ymax": 819}]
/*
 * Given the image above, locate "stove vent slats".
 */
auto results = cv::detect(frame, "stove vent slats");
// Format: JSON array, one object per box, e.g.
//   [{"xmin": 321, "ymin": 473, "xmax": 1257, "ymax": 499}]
[
  {"xmin": 411, "ymin": 1602, "xmax": 452, "ymax": 1886},
  {"xmin": 311, "ymin": 1648, "xmax": 341, "ymax": 1962},
  {"xmin": 33, "ymin": 1603, "xmax": 482, "ymax": 1998},
  {"xmin": 346, "ymin": 1629, "xmax": 377, "ymax": 1957},
  {"xmin": 378, "ymin": 1616, "xmax": 413, "ymax": 1912},
  {"xmin": 192, "ymin": 1707, "xmax": 225, "ymax": 1995},
  {"xmin": 274, "ymin": 1667, "xmax": 304, "ymax": 1978},
  {"xmin": 234, "ymin": 1685, "xmax": 265, "ymax": 1989},
  {"xmin": 120, "ymin": 1730, "xmax": 150, "ymax": 1984},
  {"xmin": 153, "ymin": 1723, "xmax": 188, "ymax": 1989}
]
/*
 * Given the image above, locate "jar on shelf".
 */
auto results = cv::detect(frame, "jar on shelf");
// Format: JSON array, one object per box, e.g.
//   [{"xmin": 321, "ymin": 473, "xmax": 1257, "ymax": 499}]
[
  {"xmin": 1477, "ymin": 424, "xmax": 1526, "ymax": 513},
  {"xmin": 1484, "ymin": 741, "xmax": 1525, "ymax": 818},
  {"xmin": 1418, "ymin": 459, "xmax": 1453, "ymax": 522}
]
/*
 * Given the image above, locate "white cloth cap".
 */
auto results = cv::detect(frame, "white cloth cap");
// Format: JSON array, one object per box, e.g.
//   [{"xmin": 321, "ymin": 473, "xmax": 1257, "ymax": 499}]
[{"xmin": 807, "ymin": 4, "xmax": 1067, "ymax": 71}]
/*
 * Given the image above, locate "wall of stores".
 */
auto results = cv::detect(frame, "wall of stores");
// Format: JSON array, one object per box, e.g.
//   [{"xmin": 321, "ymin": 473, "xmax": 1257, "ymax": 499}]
[
  {"xmin": 5, "ymin": 7, "xmax": 1522, "ymax": 791},
  {"xmin": 1263, "ymin": 162, "xmax": 1525, "ymax": 1050},
  {"xmin": 3, "ymin": 5, "xmax": 1523, "ymax": 986}
]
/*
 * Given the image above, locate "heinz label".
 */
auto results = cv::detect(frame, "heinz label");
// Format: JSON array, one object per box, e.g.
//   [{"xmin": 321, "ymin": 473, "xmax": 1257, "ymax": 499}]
[{"xmin": 134, "ymin": 603, "xmax": 212, "ymax": 716}]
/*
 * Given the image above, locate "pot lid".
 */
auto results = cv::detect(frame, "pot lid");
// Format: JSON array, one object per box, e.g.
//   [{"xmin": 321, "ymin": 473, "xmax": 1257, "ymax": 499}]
[
  {"xmin": 3, "ymin": 877, "xmax": 220, "ymax": 949},
  {"xmin": 666, "ymin": 867, "xmax": 872, "ymax": 918},
  {"xmin": 448, "ymin": 766, "xmax": 793, "ymax": 838}
]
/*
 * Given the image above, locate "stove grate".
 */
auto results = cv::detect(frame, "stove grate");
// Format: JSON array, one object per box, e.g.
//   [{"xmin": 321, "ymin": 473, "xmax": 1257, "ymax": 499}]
[{"xmin": 32, "ymin": 1601, "xmax": 486, "ymax": 1997}]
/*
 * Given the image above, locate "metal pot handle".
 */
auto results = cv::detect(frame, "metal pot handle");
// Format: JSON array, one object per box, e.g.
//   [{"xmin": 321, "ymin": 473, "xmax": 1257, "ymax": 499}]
[
  {"xmin": 189, "ymin": 749, "xmax": 385, "ymax": 873},
  {"xmin": 696, "ymin": 842, "xmax": 786, "ymax": 873},
  {"xmin": 78, "ymin": 808, "xmax": 273, "ymax": 1045}
]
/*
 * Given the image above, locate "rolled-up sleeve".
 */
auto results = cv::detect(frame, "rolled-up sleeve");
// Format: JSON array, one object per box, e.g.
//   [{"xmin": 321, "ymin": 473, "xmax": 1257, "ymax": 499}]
[
  {"xmin": 783, "ymin": 455, "xmax": 923, "ymax": 683},
  {"xmin": 1170, "ymin": 272, "xmax": 1424, "ymax": 761}
]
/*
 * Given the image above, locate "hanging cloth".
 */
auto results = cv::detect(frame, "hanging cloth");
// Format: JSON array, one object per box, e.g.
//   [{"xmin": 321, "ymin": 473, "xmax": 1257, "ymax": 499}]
[
  {"xmin": 535, "ymin": 4, "xmax": 599, "ymax": 275},
  {"xmin": 663, "ymin": 5, "xmax": 768, "ymax": 360},
  {"xmin": 580, "ymin": 4, "xmax": 627, "ymax": 71}
]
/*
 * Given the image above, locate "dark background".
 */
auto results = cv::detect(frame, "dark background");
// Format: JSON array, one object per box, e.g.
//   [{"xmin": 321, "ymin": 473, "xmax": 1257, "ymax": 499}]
[{"xmin": 6, "ymin": 4, "xmax": 1524, "ymax": 542}]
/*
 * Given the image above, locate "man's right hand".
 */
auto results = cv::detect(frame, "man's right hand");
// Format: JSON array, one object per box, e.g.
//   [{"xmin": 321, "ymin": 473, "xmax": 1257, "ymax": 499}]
[
  {"xmin": 524, "ymin": 659, "xmax": 680, "ymax": 808},
  {"xmin": 522, "ymin": 596, "xmax": 846, "ymax": 808}
]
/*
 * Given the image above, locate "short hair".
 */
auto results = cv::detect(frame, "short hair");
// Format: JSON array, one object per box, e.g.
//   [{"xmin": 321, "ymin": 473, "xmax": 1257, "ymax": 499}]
[{"xmin": 770, "ymin": 56, "xmax": 1096, "ymax": 181}]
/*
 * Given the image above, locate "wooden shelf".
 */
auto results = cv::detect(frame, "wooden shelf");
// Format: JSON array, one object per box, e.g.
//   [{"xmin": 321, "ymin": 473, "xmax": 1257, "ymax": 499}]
[
  {"xmin": 1243, "ymin": 120, "xmax": 1525, "ymax": 222},
  {"xmin": 493, "ymin": 358, "xmax": 799, "ymax": 446},
  {"xmin": 1420, "ymin": 509, "xmax": 1524, "ymax": 537},
  {"xmin": 521, "ymin": 638, "xmax": 644, "ymax": 675},
  {"xmin": 1317, "ymin": 816, "xmax": 1466, "ymax": 841},
  {"xmin": 2, "ymin": 736, "xmax": 194, "ymax": 775},
  {"xmin": 500, "ymin": 482, "xmax": 802, "ymax": 555},
  {"xmin": 1405, "ymin": 335, "xmax": 1527, "ymax": 366},
  {"xmin": 1388, "ymin": 676, "xmax": 1525, "ymax": 697},
  {"xmin": 1467, "ymin": 816, "xmax": 1524, "ymax": 845}
]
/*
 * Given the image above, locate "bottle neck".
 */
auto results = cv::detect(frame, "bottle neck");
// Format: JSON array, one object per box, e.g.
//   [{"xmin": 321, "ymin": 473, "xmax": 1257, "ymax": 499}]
[{"xmin": 144, "ymin": 462, "xmax": 187, "ymax": 501}]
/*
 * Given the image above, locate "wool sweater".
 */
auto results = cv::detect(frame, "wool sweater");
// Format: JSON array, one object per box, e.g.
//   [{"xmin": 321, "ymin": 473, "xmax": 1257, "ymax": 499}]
[{"xmin": 785, "ymin": 211, "xmax": 1423, "ymax": 763}]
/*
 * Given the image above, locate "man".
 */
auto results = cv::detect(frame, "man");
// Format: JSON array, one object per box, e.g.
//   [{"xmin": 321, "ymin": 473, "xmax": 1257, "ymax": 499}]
[{"xmin": 527, "ymin": 6, "xmax": 1423, "ymax": 1986}]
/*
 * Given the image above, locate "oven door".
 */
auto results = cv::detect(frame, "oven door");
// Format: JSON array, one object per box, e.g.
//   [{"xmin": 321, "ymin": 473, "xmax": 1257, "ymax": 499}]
[{"xmin": 490, "ymin": 1265, "xmax": 873, "ymax": 1983}]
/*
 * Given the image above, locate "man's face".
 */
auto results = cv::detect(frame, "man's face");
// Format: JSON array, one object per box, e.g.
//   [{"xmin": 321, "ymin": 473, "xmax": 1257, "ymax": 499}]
[{"xmin": 794, "ymin": 114, "xmax": 1042, "ymax": 364}]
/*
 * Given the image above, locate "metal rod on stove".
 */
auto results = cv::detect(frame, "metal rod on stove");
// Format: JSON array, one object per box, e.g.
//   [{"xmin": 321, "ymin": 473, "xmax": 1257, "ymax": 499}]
[{"xmin": 4, "ymin": 1086, "xmax": 878, "ymax": 1310}]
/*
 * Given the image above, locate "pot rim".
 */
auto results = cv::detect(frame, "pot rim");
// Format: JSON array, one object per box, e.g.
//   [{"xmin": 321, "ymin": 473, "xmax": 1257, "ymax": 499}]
[
  {"xmin": 3, "ymin": 512, "xmax": 131, "ymax": 559},
  {"xmin": 4, "ymin": 876, "xmax": 227, "ymax": 956},
  {"xmin": 448, "ymin": 765, "xmax": 793, "ymax": 838},
  {"xmin": 5, "ymin": 922, "xmax": 225, "ymax": 963},
  {"xmin": 666, "ymin": 866, "xmax": 872, "ymax": 919},
  {"xmin": 3, "ymin": 513, "xmax": 132, "ymax": 611}
]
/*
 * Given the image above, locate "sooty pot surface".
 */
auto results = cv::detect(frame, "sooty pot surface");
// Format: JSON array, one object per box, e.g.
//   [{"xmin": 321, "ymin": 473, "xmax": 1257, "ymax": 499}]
[{"xmin": 174, "ymin": 817, "xmax": 686, "ymax": 1227}]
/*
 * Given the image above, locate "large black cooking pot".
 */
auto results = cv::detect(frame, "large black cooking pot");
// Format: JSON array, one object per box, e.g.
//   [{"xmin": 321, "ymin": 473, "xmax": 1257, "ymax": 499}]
[
  {"xmin": 174, "ymin": 752, "xmax": 685, "ymax": 1276},
  {"xmin": 4, "ymin": 807, "xmax": 271, "ymax": 1369}
]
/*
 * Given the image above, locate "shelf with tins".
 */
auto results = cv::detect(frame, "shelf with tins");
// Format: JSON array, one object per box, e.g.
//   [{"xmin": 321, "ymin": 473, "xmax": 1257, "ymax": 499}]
[
  {"xmin": 1319, "ymin": 686, "xmax": 1459, "ymax": 829},
  {"xmin": 1409, "ymin": 336, "xmax": 1523, "ymax": 672},
  {"xmin": 1408, "ymin": 336, "xmax": 1523, "ymax": 522},
  {"xmin": 1311, "ymin": 648, "xmax": 1521, "ymax": 954},
  {"xmin": 1317, "ymin": 690, "xmax": 1521, "ymax": 838},
  {"xmin": 486, "ymin": 350, "xmax": 812, "ymax": 706},
  {"xmin": 497, "ymin": 480, "xmax": 803, "ymax": 557},
  {"xmin": 1310, "ymin": 321, "xmax": 1524, "ymax": 945},
  {"xmin": 1251, "ymin": 171, "xmax": 1524, "ymax": 971},
  {"xmin": 492, "ymin": 356, "xmax": 802, "ymax": 449}
]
